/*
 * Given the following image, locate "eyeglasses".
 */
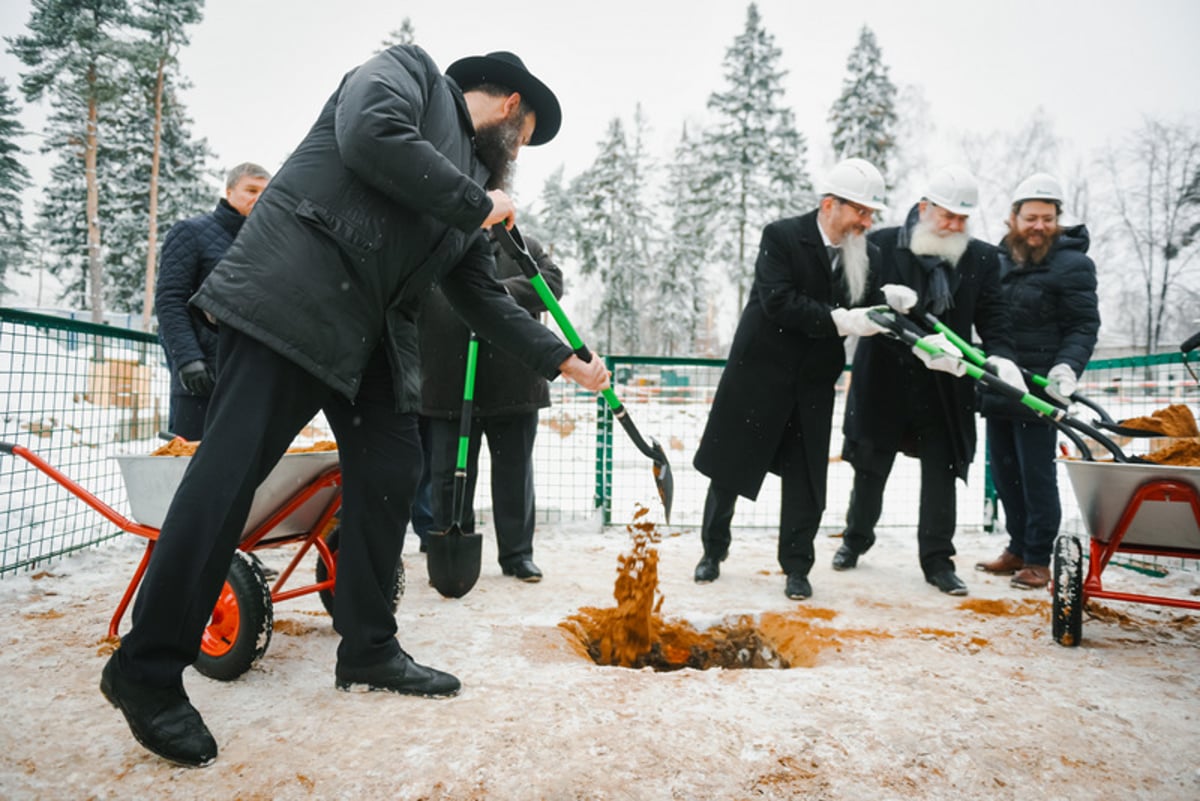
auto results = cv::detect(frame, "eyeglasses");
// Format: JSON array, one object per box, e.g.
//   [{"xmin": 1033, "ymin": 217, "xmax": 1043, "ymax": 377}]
[{"xmin": 837, "ymin": 199, "xmax": 876, "ymax": 219}]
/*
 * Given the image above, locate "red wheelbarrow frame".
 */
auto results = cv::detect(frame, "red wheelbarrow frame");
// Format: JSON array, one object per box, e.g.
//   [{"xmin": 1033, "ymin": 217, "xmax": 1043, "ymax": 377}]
[
  {"xmin": 1, "ymin": 442, "xmax": 343, "ymax": 663},
  {"xmin": 1079, "ymin": 478, "xmax": 1200, "ymax": 611}
]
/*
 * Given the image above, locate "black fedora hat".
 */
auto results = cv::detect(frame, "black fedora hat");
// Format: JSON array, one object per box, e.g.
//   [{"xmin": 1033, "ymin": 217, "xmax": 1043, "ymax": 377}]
[{"xmin": 446, "ymin": 51, "xmax": 561, "ymax": 146}]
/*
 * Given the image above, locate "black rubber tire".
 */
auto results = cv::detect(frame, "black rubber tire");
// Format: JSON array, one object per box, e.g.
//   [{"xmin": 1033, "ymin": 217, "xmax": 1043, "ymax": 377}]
[
  {"xmin": 315, "ymin": 527, "xmax": 405, "ymax": 616},
  {"xmin": 193, "ymin": 550, "xmax": 273, "ymax": 681},
  {"xmin": 1052, "ymin": 535, "xmax": 1084, "ymax": 647}
]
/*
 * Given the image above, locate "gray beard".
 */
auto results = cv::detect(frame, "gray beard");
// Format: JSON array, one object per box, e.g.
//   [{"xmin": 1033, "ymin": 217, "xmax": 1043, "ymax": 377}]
[
  {"xmin": 910, "ymin": 219, "xmax": 970, "ymax": 266},
  {"xmin": 841, "ymin": 232, "xmax": 869, "ymax": 305}
]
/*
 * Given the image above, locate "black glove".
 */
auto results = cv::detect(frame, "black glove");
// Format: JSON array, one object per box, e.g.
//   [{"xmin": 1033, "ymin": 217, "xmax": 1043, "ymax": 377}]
[{"xmin": 178, "ymin": 359, "xmax": 215, "ymax": 396}]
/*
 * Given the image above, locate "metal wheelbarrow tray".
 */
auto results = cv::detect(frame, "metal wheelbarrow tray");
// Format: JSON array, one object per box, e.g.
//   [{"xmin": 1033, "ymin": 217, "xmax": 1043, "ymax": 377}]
[
  {"xmin": 1052, "ymin": 459, "xmax": 1200, "ymax": 646},
  {"xmin": 0, "ymin": 442, "xmax": 401, "ymax": 680}
]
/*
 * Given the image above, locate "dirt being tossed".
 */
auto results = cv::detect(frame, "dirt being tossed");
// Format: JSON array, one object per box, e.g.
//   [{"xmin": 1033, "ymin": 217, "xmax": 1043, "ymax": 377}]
[{"xmin": 1119, "ymin": 403, "xmax": 1200, "ymax": 437}]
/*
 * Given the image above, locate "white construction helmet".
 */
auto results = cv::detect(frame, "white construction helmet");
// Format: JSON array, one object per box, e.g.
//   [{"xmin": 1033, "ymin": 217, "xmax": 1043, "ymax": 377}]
[
  {"xmin": 923, "ymin": 164, "xmax": 979, "ymax": 217},
  {"xmin": 820, "ymin": 157, "xmax": 888, "ymax": 211},
  {"xmin": 1011, "ymin": 172, "xmax": 1064, "ymax": 206}
]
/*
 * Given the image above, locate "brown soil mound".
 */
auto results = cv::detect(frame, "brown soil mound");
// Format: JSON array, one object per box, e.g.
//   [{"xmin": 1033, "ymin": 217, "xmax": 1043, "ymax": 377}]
[
  {"xmin": 151, "ymin": 439, "xmax": 337, "ymax": 456},
  {"xmin": 1142, "ymin": 437, "xmax": 1200, "ymax": 466},
  {"xmin": 1119, "ymin": 403, "xmax": 1200, "ymax": 437}
]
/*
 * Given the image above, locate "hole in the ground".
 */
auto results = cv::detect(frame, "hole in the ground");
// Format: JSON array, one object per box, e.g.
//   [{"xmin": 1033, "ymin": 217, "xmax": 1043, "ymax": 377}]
[{"xmin": 559, "ymin": 508, "xmax": 879, "ymax": 671}]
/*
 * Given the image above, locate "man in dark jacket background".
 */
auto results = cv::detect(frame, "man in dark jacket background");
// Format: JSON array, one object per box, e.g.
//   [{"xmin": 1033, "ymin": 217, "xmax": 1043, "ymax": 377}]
[
  {"xmin": 692, "ymin": 158, "xmax": 904, "ymax": 602},
  {"xmin": 419, "ymin": 232, "xmax": 562, "ymax": 582},
  {"xmin": 834, "ymin": 165, "xmax": 1020, "ymax": 596},
  {"xmin": 155, "ymin": 162, "xmax": 270, "ymax": 440},
  {"xmin": 976, "ymin": 173, "xmax": 1099, "ymax": 589},
  {"xmin": 100, "ymin": 46, "xmax": 610, "ymax": 769}
]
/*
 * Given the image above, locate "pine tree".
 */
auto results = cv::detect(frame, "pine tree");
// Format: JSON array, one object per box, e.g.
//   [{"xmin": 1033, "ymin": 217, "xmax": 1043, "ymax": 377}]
[
  {"xmin": 703, "ymin": 2, "xmax": 811, "ymax": 312},
  {"xmin": 656, "ymin": 124, "xmax": 709, "ymax": 356},
  {"xmin": 127, "ymin": 0, "xmax": 204, "ymax": 328},
  {"xmin": 574, "ymin": 113, "xmax": 654, "ymax": 354},
  {"xmin": 527, "ymin": 165, "xmax": 579, "ymax": 263},
  {"xmin": 0, "ymin": 78, "xmax": 32, "ymax": 296},
  {"xmin": 381, "ymin": 17, "xmax": 416, "ymax": 49},
  {"xmin": 8, "ymin": 0, "xmax": 132, "ymax": 322},
  {"xmin": 828, "ymin": 26, "xmax": 898, "ymax": 178}
]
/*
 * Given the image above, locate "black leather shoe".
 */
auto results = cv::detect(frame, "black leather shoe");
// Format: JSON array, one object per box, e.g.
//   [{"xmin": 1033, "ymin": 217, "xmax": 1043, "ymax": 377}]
[
  {"xmin": 100, "ymin": 654, "xmax": 218, "ymax": 768},
  {"xmin": 785, "ymin": 573, "xmax": 812, "ymax": 600},
  {"xmin": 831, "ymin": 543, "xmax": 859, "ymax": 571},
  {"xmin": 336, "ymin": 650, "xmax": 461, "ymax": 696},
  {"xmin": 926, "ymin": 569, "xmax": 968, "ymax": 596},
  {"xmin": 693, "ymin": 555, "xmax": 721, "ymax": 584},
  {"xmin": 501, "ymin": 558, "xmax": 543, "ymax": 582}
]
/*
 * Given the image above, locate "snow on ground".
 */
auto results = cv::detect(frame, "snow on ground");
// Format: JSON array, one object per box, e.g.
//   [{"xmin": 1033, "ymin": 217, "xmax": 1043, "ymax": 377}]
[{"xmin": 1, "ymin": 516, "xmax": 1198, "ymax": 800}]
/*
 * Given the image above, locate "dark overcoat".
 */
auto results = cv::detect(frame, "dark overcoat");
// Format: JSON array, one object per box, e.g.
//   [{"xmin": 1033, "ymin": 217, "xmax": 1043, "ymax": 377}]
[
  {"xmin": 419, "ymin": 233, "xmax": 563, "ymax": 417},
  {"xmin": 694, "ymin": 209, "xmax": 881, "ymax": 501},
  {"xmin": 980, "ymin": 225, "xmax": 1100, "ymax": 419},
  {"xmin": 155, "ymin": 199, "xmax": 245, "ymax": 395},
  {"xmin": 842, "ymin": 205, "xmax": 1016, "ymax": 480},
  {"xmin": 191, "ymin": 45, "xmax": 570, "ymax": 411}
]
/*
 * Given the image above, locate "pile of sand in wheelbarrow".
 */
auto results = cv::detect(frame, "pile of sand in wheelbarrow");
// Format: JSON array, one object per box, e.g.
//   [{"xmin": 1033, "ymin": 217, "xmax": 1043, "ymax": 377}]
[
  {"xmin": 150, "ymin": 439, "xmax": 337, "ymax": 456},
  {"xmin": 1124, "ymin": 404, "xmax": 1200, "ymax": 466}
]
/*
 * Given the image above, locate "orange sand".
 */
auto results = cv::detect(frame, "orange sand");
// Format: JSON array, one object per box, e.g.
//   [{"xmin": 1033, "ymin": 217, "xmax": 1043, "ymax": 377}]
[
  {"xmin": 151, "ymin": 439, "xmax": 337, "ymax": 456},
  {"xmin": 1119, "ymin": 403, "xmax": 1199, "ymax": 437}
]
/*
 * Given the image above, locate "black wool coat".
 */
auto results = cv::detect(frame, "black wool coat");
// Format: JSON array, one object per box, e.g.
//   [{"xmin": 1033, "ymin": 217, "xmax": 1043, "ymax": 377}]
[
  {"xmin": 191, "ymin": 45, "xmax": 571, "ymax": 410},
  {"xmin": 419, "ymin": 233, "xmax": 563, "ymax": 418},
  {"xmin": 842, "ymin": 205, "xmax": 1016, "ymax": 481},
  {"xmin": 694, "ymin": 209, "xmax": 882, "ymax": 501},
  {"xmin": 980, "ymin": 224, "xmax": 1100, "ymax": 419},
  {"xmin": 155, "ymin": 198, "xmax": 245, "ymax": 395}
]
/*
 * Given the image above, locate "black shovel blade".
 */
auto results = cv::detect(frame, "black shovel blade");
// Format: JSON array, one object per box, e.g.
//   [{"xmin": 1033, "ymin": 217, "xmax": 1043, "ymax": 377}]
[
  {"xmin": 648, "ymin": 438, "xmax": 674, "ymax": 524},
  {"xmin": 425, "ymin": 524, "xmax": 482, "ymax": 599}
]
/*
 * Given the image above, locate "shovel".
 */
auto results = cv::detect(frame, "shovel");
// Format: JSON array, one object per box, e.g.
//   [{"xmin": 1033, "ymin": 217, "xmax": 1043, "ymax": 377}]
[
  {"xmin": 867, "ymin": 308, "xmax": 1135, "ymax": 462},
  {"xmin": 913, "ymin": 311, "xmax": 1160, "ymax": 439},
  {"xmin": 492, "ymin": 223, "xmax": 674, "ymax": 522},
  {"xmin": 426, "ymin": 333, "xmax": 483, "ymax": 598}
]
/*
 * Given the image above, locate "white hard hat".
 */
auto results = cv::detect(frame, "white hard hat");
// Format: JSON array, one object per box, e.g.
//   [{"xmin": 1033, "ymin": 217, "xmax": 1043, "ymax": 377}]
[
  {"xmin": 820, "ymin": 157, "xmax": 888, "ymax": 211},
  {"xmin": 1011, "ymin": 172, "xmax": 1064, "ymax": 206},
  {"xmin": 923, "ymin": 164, "xmax": 979, "ymax": 217}
]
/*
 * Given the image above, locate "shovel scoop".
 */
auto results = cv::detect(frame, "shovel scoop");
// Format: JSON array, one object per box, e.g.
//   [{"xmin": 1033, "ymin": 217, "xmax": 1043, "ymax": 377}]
[{"xmin": 426, "ymin": 335, "xmax": 483, "ymax": 598}]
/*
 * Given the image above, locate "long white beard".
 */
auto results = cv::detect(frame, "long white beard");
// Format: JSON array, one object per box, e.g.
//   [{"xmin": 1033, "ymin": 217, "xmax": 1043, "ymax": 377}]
[
  {"xmin": 910, "ymin": 218, "xmax": 970, "ymax": 266},
  {"xmin": 841, "ymin": 231, "xmax": 870, "ymax": 304}
]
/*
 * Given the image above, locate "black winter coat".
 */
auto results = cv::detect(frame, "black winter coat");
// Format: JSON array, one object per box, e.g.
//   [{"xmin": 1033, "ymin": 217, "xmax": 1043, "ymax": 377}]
[
  {"xmin": 419, "ymin": 233, "xmax": 563, "ymax": 417},
  {"xmin": 842, "ymin": 205, "xmax": 1015, "ymax": 481},
  {"xmin": 980, "ymin": 225, "xmax": 1100, "ymax": 419},
  {"xmin": 191, "ymin": 45, "xmax": 571, "ymax": 410},
  {"xmin": 694, "ymin": 209, "xmax": 882, "ymax": 501},
  {"xmin": 155, "ymin": 199, "xmax": 245, "ymax": 395}
]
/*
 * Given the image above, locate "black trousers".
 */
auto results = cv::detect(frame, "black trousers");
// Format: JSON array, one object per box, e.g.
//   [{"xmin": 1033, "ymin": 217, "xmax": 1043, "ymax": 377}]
[
  {"xmin": 426, "ymin": 411, "xmax": 538, "ymax": 567},
  {"xmin": 843, "ymin": 418, "xmax": 959, "ymax": 576},
  {"xmin": 700, "ymin": 403, "xmax": 826, "ymax": 577},
  {"xmin": 986, "ymin": 416, "xmax": 1060, "ymax": 567},
  {"xmin": 117, "ymin": 328, "xmax": 421, "ymax": 687}
]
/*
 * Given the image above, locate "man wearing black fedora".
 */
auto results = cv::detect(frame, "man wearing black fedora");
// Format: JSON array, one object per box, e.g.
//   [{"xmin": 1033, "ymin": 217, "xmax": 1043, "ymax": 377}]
[{"xmin": 99, "ymin": 45, "xmax": 608, "ymax": 768}]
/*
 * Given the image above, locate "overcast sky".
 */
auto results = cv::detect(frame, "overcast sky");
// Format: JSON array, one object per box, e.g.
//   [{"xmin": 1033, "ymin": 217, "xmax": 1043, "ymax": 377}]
[{"xmin": 3, "ymin": 0, "xmax": 1200, "ymax": 213}]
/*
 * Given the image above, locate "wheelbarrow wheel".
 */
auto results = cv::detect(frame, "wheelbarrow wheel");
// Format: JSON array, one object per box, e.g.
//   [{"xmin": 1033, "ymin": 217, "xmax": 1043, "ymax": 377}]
[
  {"xmin": 315, "ymin": 527, "xmax": 405, "ymax": 616},
  {"xmin": 1052, "ymin": 535, "xmax": 1084, "ymax": 647},
  {"xmin": 194, "ymin": 550, "xmax": 273, "ymax": 681}
]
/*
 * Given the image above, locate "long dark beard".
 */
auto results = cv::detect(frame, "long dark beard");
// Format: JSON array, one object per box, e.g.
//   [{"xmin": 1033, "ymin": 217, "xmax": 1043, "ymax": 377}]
[
  {"xmin": 1005, "ymin": 227, "xmax": 1057, "ymax": 267},
  {"xmin": 475, "ymin": 114, "xmax": 523, "ymax": 191}
]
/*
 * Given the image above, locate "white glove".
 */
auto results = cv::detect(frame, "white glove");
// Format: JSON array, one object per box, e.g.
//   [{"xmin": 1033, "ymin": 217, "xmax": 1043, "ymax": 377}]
[
  {"xmin": 986, "ymin": 357, "xmax": 1027, "ymax": 392},
  {"xmin": 880, "ymin": 283, "xmax": 918, "ymax": 314},
  {"xmin": 912, "ymin": 333, "xmax": 966, "ymax": 376},
  {"xmin": 1045, "ymin": 363, "xmax": 1078, "ymax": 403},
  {"xmin": 830, "ymin": 307, "xmax": 887, "ymax": 338}
]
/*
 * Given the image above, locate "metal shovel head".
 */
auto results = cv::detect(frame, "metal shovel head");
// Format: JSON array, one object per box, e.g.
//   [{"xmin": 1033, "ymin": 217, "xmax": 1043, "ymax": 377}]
[
  {"xmin": 425, "ymin": 523, "xmax": 482, "ymax": 599},
  {"xmin": 648, "ymin": 437, "xmax": 674, "ymax": 524}
]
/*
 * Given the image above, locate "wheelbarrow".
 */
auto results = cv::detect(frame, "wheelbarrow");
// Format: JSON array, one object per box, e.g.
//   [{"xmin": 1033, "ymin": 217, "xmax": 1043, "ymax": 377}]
[{"xmin": 0, "ymin": 440, "xmax": 403, "ymax": 680}]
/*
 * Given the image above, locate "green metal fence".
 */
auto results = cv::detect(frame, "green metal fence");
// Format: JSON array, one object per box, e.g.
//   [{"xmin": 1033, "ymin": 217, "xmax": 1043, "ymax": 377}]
[{"xmin": 3, "ymin": 307, "xmax": 1197, "ymax": 577}]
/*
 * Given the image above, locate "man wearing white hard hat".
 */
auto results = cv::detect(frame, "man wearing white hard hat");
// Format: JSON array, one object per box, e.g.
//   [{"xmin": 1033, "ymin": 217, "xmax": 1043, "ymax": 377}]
[
  {"xmin": 976, "ymin": 173, "xmax": 1099, "ymax": 589},
  {"xmin": 834, "ymin": 165, "xmax": 1019, "ymax": 596},
  {"xmin": 693, "ymin": 157, "xmax": 913, "ymax": 601}
]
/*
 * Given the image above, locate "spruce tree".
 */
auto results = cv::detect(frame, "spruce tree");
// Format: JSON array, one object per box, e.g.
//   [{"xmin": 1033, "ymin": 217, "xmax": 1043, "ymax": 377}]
[
  {"xmin": 703, "ymin": 2, "xmax": 811, "ymax": 312},
  {"xmin": 574, "ymin": 113, "xmax": 654, "ymax": 354},
  {"xmin": 0, "ymin": 78, "xmax": 32, "ymax": 296},
  {"xmin": 381, "ymin": 17, "xmax": 417, "ymax": 49},
  {"xmin": 8, "ymin": 0, "xmax": 132, "ymax": 322},
  {"xmin": 656, "ymin": 124, "xmax": 710, "ymax": 356},
  {"xmin": 828, "ymin": 26, "xmax": 898, "ymax": 179}
]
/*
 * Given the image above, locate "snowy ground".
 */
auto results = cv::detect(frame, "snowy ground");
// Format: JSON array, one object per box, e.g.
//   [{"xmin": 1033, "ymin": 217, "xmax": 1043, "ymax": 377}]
[{"xmin": 1, "ymin": 516, "xmax": 1198, "ymax": 800}]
